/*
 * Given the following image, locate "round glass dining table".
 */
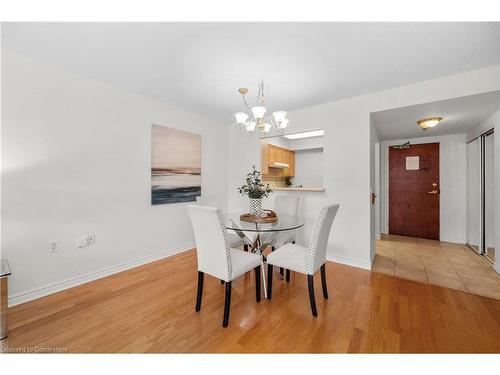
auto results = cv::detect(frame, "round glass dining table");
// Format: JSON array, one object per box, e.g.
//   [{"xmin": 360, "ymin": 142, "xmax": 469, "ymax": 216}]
[
  {"xmin": 223, "ymin": 213, "xmax": 305, "ymax": 254},
  {"xmin": 223, "ymin": 213, "xmax": 304, "ymax": 299}
]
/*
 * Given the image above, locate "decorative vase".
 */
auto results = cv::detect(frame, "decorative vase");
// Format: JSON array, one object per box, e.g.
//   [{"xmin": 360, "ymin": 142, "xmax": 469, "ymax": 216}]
[{"xmin": 249, "ymin": 198, "xmax": 265, "ymax": 218}]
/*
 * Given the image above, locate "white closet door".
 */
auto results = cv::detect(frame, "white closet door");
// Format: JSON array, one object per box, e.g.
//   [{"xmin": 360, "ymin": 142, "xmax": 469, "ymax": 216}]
[
  {"xmin": 466, "ymin": 138, "xmax": 481, "ymax": 253},
  {"xmin": 484, "ymin": 133, "xmax": 495, "ymax": 262}
]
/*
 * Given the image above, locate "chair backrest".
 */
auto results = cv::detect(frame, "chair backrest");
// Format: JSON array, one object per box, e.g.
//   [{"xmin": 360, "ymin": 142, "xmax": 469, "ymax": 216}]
[
  {"xmin": 306, "ymin": 204, "xmax": 340, "ymax": 274},
  {"xmin": 274, "ymin": 195, "xmax": 299, "ymax": 216},
  {"xmin": 187, "ymin": 205, "xmax": 232, "ymax": 281},
  {"xmin": 196, "ymin": 195, "xmax": 223, "ymax": 209}
]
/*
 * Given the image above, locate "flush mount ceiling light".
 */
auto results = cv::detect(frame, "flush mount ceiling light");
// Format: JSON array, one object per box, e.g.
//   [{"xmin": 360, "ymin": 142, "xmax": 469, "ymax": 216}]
[
  {"xmin": 417, "ymin": 117, "xmax": 443, "ymax": 130},
  {"xmin": 234, "ymin": 81, "xmax": 289, "ymax": 136},
  {"xmin": 283, "ymin": 129, "xmax": 324, "ymax": 140}
]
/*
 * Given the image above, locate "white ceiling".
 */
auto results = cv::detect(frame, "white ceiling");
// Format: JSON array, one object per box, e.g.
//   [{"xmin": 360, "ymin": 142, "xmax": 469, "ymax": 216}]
[
  {"xmin": 372, "ymin": 91, "xmax": 500, "ymax": 140},
  {"xmin": 2, "ymin": 22, "xmax": 499, "ymax": 122}
]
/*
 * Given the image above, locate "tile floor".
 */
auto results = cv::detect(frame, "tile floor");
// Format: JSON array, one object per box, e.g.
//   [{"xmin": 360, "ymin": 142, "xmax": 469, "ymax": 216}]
[{"xmin": 373, "ymin": 234, "xmax": 500, "ymax": 300}]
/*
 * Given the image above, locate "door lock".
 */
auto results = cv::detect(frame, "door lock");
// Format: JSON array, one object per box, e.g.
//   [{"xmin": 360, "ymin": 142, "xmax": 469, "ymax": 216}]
[{"xmin": 428, "ymin": 190, "xmax": 439, "ymax": 194}]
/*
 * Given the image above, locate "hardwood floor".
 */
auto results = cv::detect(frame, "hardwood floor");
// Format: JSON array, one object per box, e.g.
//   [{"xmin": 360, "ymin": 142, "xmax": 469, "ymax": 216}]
[{"xmin": 2, "ymin": 249, "xmax": 500, "ymax": 353}]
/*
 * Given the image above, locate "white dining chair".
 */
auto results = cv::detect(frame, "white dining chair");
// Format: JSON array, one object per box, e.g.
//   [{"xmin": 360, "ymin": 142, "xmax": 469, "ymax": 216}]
[
  {"xmin": 261, "ymin": 195, "xmax": 299, "ymax": 282},
  {"xmin": 262, "ymin": 195, "xmax": 300, "ymax": 280},
  {"xmin": 196, "ymin": 195, "xmax": 248, "ymax": 251},
  {"xmin": 265, "ymin": 204, "xmax": 340, "ymax": 317},
  {"xmin": 187, "ymin": 205, "xmax": 263, "ymax": 327}
]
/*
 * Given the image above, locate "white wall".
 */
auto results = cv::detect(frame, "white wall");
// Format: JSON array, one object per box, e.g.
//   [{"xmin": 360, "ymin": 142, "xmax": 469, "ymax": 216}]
[
  {"xmin": 379, "ymin": 134, "xmax": 468, "ymax": 244},
  {"xmin": 287, "ymin": 137, "xmax": 324, "ymax": 151},
  {"xmin": 293, "ymin": 148, "xmax": 324, "ymax": 188},
  {"xmin": 228, "ymin": 65, "xmax": 500, "ymax": 270},
  {"xmin": 467, "ymin": 109, "xmax": 497, "ymax": 142},
  {"xmin": 1, "ymin": 50, "xmax": 228, "ymax": 305}
]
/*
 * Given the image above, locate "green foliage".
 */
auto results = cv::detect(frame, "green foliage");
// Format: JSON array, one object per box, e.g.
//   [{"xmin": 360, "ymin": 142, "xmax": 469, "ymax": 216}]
[
  {"xmin": 238, "ymin": 165, "xmax": 273, "ymax": 199},
  {"xmin": 284, "ymin": 176, "xmax": 293, "ymax": 186}
]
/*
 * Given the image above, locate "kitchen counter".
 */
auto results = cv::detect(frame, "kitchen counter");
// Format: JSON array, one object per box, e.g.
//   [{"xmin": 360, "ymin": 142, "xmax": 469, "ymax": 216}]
[{"xmin": 272, "ymin": 187, "xmax": 325, "ymax": 192}]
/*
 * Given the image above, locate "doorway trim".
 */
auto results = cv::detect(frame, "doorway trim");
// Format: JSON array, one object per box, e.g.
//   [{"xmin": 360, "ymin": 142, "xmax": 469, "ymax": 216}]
[{"xmin": 379, "ymin": 133, "xmax": 468, "ymax": 244}]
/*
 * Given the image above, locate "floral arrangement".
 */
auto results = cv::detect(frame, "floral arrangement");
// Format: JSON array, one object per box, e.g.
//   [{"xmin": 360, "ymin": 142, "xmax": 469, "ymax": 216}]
[{"xmin": 237, "ymin": 165, "xmax": 273, "ymax": 199}]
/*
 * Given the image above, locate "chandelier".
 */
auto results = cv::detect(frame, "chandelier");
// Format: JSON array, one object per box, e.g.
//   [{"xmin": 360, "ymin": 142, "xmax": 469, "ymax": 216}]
[{"xmin": 234, "ymin": 81, "xmax": 289, "ymax": 135}]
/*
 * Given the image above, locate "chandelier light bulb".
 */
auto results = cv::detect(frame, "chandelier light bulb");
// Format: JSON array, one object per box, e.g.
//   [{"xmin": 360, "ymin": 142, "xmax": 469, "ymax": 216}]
[
  {"xmin": 263, "ymin": 123, "xmax": 272, "ymax": 133},
  {"xmin": 235, "ymin": 112, "xmax": 249, "ymax": 124},
  {"xmin": 251, "ymin": 106, "xmax": 267, "ymax": 120},
  {"xmin": 245, "ymin": 121, "xmax": 256, "ymax": 132},
  {"xmin": 279, "ymin": 118, "xmax": 289, "ymax": 129},
  {"xmin": 272, "ymin": 111, "xmax": 287, "ymax": 124}
]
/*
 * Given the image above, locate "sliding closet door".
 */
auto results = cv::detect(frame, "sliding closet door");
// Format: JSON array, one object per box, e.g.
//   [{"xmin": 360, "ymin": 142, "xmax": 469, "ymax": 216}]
[
  {"xmin": 467, "ymin": 138, "xmax": 481, "ymax": 253},
  {"xmin": 484, "ymin": 132, "xmax": 495, "ymax": 263}
]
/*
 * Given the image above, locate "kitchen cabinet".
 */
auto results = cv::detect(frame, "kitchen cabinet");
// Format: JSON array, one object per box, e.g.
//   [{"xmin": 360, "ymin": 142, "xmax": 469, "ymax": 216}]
[
  {"xmin": 284, "ymin": 149, "xmax": 295, "ymax": 176},
  {"xmin": 261, "ymin": 143, "xmax": 295, "ymax": 177}
]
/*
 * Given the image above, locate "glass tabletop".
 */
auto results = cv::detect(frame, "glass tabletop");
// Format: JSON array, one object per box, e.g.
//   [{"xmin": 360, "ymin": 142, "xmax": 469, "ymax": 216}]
[
  {"xmin": 224, "ymin": 213, "xmax": 304, "ymax": 233},
  {"xmin": 1, "ymin": 260, "xmax": 11, "ymax": 277}
]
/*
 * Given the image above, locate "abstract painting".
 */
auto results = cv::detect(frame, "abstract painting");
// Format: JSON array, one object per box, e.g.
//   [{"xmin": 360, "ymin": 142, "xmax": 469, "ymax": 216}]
[{"xmin": 151, "ymin": 125, "xmax": 201, "ymax": 205}]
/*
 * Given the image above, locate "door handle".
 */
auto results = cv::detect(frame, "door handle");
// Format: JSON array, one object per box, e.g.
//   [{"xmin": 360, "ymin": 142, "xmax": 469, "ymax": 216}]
[{"xmin": 427, "ymin": 190, "xmax": 438, "ymax": 194}]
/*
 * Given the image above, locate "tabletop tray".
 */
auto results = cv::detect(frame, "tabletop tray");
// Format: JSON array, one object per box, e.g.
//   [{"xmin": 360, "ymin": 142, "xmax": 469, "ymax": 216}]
[{"xmin": 240, "ymin": 210, "xmax": 278, "ymax": 224}]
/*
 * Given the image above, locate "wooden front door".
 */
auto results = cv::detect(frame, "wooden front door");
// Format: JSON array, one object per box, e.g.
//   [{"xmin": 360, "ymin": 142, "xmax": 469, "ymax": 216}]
[{"xmin": 389, "ymin": 143, "xmax": 440, "ymax": 240}]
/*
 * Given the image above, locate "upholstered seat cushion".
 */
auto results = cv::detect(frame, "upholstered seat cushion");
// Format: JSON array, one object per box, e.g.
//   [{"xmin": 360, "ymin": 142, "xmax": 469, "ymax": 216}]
[
  {"xmin": 266, "ymin": 243, "xmax": 310, "ymax": 275},
  {"xmin": 229, "ymin": 248, "xmax": 262, "ymax": 281}
]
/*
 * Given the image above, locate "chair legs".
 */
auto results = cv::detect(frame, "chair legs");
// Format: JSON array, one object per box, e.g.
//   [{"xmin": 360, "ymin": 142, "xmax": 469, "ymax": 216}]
[
  {"xmin": 307, "ymin": 274, "xmax": 318, "ymax": 317},
  {"xmin": 222, "ymin": 281, "xmax": 232, "ymax": 327},
  {"xmin": 200, "ymin": 266, "xmax": 262, "ymax": 327},
  {"xmin": 195, "ymin": 271, "xmax": 204, "ymax": 312},
  {"xmin": 285, "ymin": 241, "xmax": 295, "ymax": 281},
  {"xmin": 254, "ymin": 265, "xmax": 261, "ymax": 302},
  {"xmin": 320, "ymin": 263, "xmax": 328, "ymax": 299},
  {"xmin": 267, "ymin": 264, "xmax": 273, "ymax": 299}
]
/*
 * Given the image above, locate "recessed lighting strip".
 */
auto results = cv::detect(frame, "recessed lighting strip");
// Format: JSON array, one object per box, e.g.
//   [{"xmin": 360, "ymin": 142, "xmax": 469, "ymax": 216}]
[{"xmin": 283, "ymin": 130, "xmax": 324, "ymax": 140}]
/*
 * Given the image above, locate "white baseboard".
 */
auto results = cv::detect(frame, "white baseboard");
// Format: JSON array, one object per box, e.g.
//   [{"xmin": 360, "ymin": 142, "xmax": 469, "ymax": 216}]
[
  {"xmin": 494, "ymin": 262, "xmax": 500, "ymax": 275},
  {"xmin": 440, "ymin": 236, "xmax": 467, "ymax": 244},
  {"xmin": 375, "ymin": 234, "xmax": 381, "ymax": 240},
  {"xmin": 326, "ymin": 253, "xmax": 372, "ymax": 270},
  {"xmin": 8, "ymin": 243, "xmax": 194, "ymax": 307}
]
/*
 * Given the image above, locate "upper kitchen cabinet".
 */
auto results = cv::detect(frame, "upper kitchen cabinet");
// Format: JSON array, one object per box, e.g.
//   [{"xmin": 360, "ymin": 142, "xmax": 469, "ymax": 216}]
[{"xmin": 261, "ymin": 143, "xmax": 295, "ymax": 177}]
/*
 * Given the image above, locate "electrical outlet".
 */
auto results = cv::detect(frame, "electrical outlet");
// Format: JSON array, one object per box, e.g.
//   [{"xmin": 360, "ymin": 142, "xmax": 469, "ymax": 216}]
[
  {"xmin": 87, "ymin": 234, "xmax": 95, "ymax": 245},
  {"xmin": 49, "ymin": 240, "xmax": 58, "ymax": 253}
]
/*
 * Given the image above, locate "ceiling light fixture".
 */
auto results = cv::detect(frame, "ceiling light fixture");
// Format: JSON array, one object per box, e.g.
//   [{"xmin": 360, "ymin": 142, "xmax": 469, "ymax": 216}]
[
  {"xmin": 234, "ymin": 81, "xmax": 289, "ymax": 135},
  {"xmin": 417, "ymin": 117, "xmax": 443, "ymax": 130},
  {"xmin": 283, "ymin": 130, "xmax": 324, "ymax": 140}
]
